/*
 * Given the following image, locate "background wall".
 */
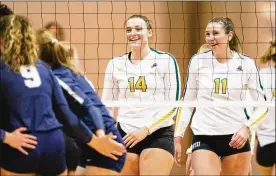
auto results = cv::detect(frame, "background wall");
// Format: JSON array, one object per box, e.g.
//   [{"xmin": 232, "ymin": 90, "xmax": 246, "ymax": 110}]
[{"xmin": 2, "ymin": 1, "xmax": 275, "ymax": 175}]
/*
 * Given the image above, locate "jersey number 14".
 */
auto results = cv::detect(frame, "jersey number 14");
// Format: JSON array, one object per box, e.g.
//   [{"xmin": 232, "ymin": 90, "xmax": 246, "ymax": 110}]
[{"xmin": 128, "ymin": 76, "xmax": 147, "ymax": 92}]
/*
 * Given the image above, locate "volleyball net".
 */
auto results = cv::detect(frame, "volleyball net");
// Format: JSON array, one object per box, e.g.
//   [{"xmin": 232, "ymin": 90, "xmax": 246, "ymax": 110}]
[{"xmin": 2, "ymin": 1, "xmax": 275, "ymax": 108}]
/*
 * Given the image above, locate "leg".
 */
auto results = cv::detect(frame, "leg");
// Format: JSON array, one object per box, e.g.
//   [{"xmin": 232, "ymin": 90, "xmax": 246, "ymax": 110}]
[
  {"xmin": 0, "ymin": 168, "xmax": 36, "ymax": 176},
  {"xmin": 257, "ymin": 164, "xmax": 275, "ymax": 176},
  {"xmin": 67, "ymin": 170, "xmax": 75, "ymax": 176},
  {"xmin": 86, "ymin": 166, "xmax": 119, "ymax": 175},
  {"xmin": 139, "ymin": 148, "xmax": 174, "ymax": 175},
  {"xmin": 192, "ymin": 150, "xmax": 221, "ymax": 175},
  {"xmin": 221, "ymin": 151, "xmax": 251, "ymax": 175},
  {"xmin": 120, "ymin": 152, "xmax": 139, "ymax": 175},
  {"xmin": 58, "ymin": 169, "xmax": 68, "ymax": 176},
  {"xmin": 75, "ymin": 166, "xmax": 87, "ymax": 175}
]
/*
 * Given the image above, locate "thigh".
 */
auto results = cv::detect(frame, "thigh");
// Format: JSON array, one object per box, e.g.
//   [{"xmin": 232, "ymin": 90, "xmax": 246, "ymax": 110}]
[
  {"xmin": 139, "ymin": 148, "xmax": 174, "ymax": 175},
  {"xmin": 221, "ymin": 151, "xmax": 251, "ymax": 175},
  {"xmin": 192, "ymin": 150, "xmax": 221, "ymax": 175},
  {"xmin": 0, "ymin": 168, "xmax": 36, "ymax": 176}
]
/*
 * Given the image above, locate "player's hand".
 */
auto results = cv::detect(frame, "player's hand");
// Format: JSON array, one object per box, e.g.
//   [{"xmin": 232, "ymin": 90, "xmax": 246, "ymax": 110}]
[
  {"xmin": 3, "ymin": 127, "xmax": 37, "ymax": 155},
  {"xmin": 174, "ymin": 137, "xmax": 182, "ymax": 167},
  {"xmin": 88, "ymin": 132, "xmax": 126, "ymax": 160},
  {"xmin": 123, "ymin": 127, "xmax": 149, "ymax": 148},
  {"xmin": 229, "ymin": 125, "xmax": 250, "ymax": 149},
  {"xmin": 185, "ymin": 152, "xmax": 193, "ymax": 176}
]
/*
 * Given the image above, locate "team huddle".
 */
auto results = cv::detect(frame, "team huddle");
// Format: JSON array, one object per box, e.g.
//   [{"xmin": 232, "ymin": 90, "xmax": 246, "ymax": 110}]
[{"xmin": 0, "ymin": 4, "xmax": 275, "ymax": 176}]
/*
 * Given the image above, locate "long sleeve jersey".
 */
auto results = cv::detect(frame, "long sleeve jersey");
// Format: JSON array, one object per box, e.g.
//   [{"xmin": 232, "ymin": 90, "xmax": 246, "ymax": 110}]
[
  {"xmin": 174, "ymin": 50, "xmax": 268, "ymax": 137},
  {"xmin": 0, "ymin": 60, "xmax": 92, "ymax": 143},
  {"xmin": 102, "ymin": 48, "xmax": 181, "ymax": 134},
  {"xmin": 52, "ymin": 66, "xmax": 116, "ymax": 133}
]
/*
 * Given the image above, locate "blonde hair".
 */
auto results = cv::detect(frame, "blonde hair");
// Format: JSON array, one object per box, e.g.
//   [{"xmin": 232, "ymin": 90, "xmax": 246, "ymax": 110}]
[
  {"xmin": 36, "ymin": 29, "xmax": 78, "ymax": 74},
  {"xmin": 0, "ymin": 15, "xmax": 38, "ymax": 72},
  {"xmin": 197, "ymin": 44, "xmax": 210, "ymax": 54},
  {"xmin": 259, "ymin": 41, "xmax": 276, "ymax": 63},
  {"xmin": 44, "ymin": 21, "xmax": 65, "ymax": 41}
]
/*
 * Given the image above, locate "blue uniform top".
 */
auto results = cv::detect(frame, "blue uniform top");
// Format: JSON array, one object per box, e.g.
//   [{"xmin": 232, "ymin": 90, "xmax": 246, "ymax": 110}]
[
  {"xmin": 52, "ymin": 66, "xmax": 116, "ymax": 133},
  {"xmin": 0, "ymin": 60, "xmax": 92, "ymax": 143}
]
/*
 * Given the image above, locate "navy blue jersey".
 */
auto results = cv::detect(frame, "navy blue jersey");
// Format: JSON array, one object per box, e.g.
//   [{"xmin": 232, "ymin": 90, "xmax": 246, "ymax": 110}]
[
  {"xmin": 0, "ymin": 60, "xmax": 92, "ymax": 143},
  {"xmin": 52, "ymin": 66, "xmax": 116, "ymax": 132}
]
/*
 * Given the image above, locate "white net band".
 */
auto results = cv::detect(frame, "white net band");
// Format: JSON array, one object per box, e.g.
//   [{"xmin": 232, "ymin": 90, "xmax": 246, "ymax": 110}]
[{"xmin": 102, "ymin": 101, "xmax": 275, "ymax": 108}]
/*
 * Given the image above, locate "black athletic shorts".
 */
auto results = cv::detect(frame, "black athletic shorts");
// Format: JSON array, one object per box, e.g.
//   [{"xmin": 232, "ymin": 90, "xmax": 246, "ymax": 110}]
[
  {"xmin": 256, "ymin": 142, "xmax": 276, "ymax": 167},
  {"xmin": 192, "ymin": 134, "xmax": 251, "ymax": 157},
  {"xmin": 63, "ymin": 132, "xmax": 82, "ymax": 171},
  {"xmin": 117, "ymin": 123, "xmax": 174, "ymax": 156}
]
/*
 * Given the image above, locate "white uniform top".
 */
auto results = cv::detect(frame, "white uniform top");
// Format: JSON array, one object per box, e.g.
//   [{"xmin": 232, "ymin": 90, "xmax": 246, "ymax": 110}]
[
  {"xmin": 257, "ymin": 67, "xmax": 275, "ymax": 147},
  {"xmin": 175, "ymin": 50, "xmax": 268, "ymax": 137},
  {"xmin": 102, "ymin": 48, "xmax": 181, "ymax": 134}
]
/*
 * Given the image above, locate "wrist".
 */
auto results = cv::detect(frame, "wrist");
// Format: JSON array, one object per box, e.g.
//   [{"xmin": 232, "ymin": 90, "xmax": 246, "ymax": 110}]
[
  {"xmin": 143, "ymin": 127, "xmax": 150, "ymax": 136},
  {"xmin": 243, "ymin": 124, "xmax": 251, "ymax": 135},
  {"xmin": 87, "ymin": 134, "xmax": 97, "ymax": 148},
  {"xmin": 3, "ymin": 132, "xmax": 10, "ymax": 144},
  {"xmin": 174, "ymin": 136, "xmax": 182, "ymax": 143}
]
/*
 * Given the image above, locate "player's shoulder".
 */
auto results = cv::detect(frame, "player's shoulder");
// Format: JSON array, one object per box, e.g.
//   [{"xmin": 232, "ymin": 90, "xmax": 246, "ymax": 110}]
[
  {"xmin": 150, "ymin": 48, "xmax": 178, "ymax": 65},
  {"xmin": 235, "ymin": 52, "xmax": 252, "ymax": 60},
  {"xmin": 112, "ymin": 52, "xmax": 129, "ymax": 62},
  {"xmin": 192, "ymin": 50, "xmax": 212, "ymax": 59}
]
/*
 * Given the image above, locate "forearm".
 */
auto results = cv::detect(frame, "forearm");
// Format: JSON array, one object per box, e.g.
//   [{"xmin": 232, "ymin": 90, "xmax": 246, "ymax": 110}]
[
  {"xmin": 87, "ymin": 105, "xmax": 105, "ymax": 130},
  {"xmin": 59, "ymin": 105, "xmax": 93, "ymax": 143}
]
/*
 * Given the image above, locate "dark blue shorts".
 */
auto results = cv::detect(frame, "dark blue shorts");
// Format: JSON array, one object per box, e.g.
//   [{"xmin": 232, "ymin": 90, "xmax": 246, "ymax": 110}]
[
  {"xmin": 1, "ymin": 129, "xmax": 66, "ymax": 175},
  {"xmin": 192, "ymin": 134, "xmax": 251, "ymax": 157},
  {"xmin": 80, "ymin": 125, "xmax": 126, "ymax": 173},
  {"xmin": 256, "ymin": 142, "xmax": 276, "ymax": 167}
]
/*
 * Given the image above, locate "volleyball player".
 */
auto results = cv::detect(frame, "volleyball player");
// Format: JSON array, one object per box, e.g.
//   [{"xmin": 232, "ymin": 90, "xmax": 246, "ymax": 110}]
[
  {"xmin": 102, "ymin": 14, "xmax": 181, "ymax": 175},
  {"xmin": 174, "ymin": 17, "xmax": 268, "ymax": 175},
  {"xmin": 0, "ymin": 15, "xmax": 125, "ymax": 176},
  {"xmin": 0, "ymin": 3, "xmax": 38, "ymax": 162},
  {"xmin": 256, "ymin": 41, "xmax": 275, "ymax": 176},
  {"xmin": 174, "ymin": 44, "xmax": 211, "ymax": 175},
  {"xmin": 37, "ymin": 29, "xmax": 129, "ymax": 175}
]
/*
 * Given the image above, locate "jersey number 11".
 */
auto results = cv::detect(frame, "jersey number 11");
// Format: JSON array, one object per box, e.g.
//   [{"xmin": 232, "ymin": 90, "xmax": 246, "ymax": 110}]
[{"xmin": 214, "ymin": 78, "xmax": 227, "ymax": 94}]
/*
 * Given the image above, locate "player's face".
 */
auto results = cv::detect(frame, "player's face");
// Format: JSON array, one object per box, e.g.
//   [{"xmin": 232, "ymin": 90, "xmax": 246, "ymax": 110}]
[
  {"xmin": 126, "ymin": 18, "xmax": 152, "ymax": 49},
  {"xmin": 48, "ymin": 25, "xmax": 57, "ymax": 38},
  {"xmin": 205, "ymin": 22, "xmax": 233, "ymax": 52}
]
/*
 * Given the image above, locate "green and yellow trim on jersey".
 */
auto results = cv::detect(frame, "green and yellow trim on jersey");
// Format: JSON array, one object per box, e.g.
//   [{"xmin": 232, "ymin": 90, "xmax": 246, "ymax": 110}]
[
  {"xmin": 247, "ymin": 108, "xmax": 269, "ymax": 128},
  {"xmin": 146, "ymin": 48, "xmax": 180, "ymax": 133},
  {"xmin": 148, "ymin": 108, "xmax": 177, "ymax": 133},
  {"xmin": 150, "ymin": 48, "xmax": 180, "ymax": 100}
]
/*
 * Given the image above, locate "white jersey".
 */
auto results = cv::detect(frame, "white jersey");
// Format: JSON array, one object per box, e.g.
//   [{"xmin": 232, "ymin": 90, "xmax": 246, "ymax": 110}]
[
  {"xmin": 257, "ymin": 67, "xmax": 275, "ymax": 147},
  {"xmin": 102, "ymin": 48, "xmax": 181, "ymax": 134},
  {"xmin": 175, "ymin": 50, "xmax": 268, "ymax": 136}
]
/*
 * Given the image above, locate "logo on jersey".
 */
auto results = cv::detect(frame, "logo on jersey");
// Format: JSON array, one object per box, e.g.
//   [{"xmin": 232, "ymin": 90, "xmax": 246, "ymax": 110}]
[
  {"xmin": 192, "ymin": 141, "xmax": 201, "ymax": 150},
  {"xmin": 151, "ymin": 63, "xmax": 158, "ymax": 68},
  {"xmin": 199, "ymin": 66, "xmax": 208, "ymax": 70},
  {"xmin": 236, "ymin": 66, "xmax": 243, "ymax": 71},
  {"xmin": 117, "ymin": 65, "xmax": 123, "ymax": 71}
]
